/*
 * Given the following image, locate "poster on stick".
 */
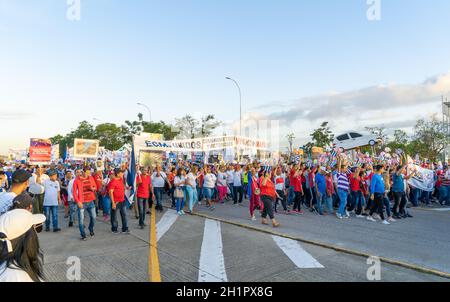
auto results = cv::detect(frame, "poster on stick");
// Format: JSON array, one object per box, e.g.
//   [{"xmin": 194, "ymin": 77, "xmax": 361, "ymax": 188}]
[
  {"xmin": 73, "ymin": 139, "xmax": 100, "ymax": 159},
  {"xmin": 29, "ymin": 138, "xmax": 52, "ymax": 164}
]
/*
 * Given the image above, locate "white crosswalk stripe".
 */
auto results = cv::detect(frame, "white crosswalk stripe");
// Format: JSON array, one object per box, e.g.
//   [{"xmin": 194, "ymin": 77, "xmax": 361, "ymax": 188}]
[
  {"xmin": 156, "ymin": 209, "xmax": 179, "ymax": 242},
  {"xmin": 272, "ymin": 235, "xmax": 324, "ymax": 268},
  {"xmin": 198, "ymin": 219, "xmax": 228, "ymax": 282}
]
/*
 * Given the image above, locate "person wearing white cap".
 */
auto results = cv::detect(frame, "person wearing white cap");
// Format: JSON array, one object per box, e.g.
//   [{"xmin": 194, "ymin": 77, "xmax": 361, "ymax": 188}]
[{"xmin": 0, "ymin": 209, "xmax": 46, "ymax": 282}]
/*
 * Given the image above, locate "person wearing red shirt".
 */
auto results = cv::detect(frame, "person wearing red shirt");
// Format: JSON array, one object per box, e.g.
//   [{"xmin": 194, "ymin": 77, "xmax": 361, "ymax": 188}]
[
  {"xmin": 73, "ymin": 168, "xmax": 97, "ymax": 241},
  {"xmin": 93, "ymin": 170, "xmax": 104, "ymax": 216},
  {"xmin": 136, "ymin": 167, "xmax": 154, "ymax": 229},
  {"xmin": 108, "ymin": 168, "xmax": 129, "ymax": 234},
  {"xmin": 259, "ymin": 170, "xmax": 280, "ymax": 227},
  {"xmin": 249, "ymin": 168, "xmax": 262, "ymax": 221},
  {"xmin": 292, "ymin": 166, "xmax": 304, "ymax": 214},
  {"xmin": 325, "ymin": 171, "xmax": 335, "ymax": 214}
]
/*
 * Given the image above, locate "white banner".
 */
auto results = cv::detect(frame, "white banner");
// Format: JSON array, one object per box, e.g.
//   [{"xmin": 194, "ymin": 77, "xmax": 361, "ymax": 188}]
[{"xmin": 407, "ymin": 164, "xmax": 435, "ymax": 192}]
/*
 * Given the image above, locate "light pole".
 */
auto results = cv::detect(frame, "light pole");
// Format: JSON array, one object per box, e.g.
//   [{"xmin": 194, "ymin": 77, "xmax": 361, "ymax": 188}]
[
  {"xmin": 225, "ymin": 77, "xmax": 242, "ymax": 137},
  {"xmin": 137, "ymin": 102, "xmax": 152, "ymax": 122}
]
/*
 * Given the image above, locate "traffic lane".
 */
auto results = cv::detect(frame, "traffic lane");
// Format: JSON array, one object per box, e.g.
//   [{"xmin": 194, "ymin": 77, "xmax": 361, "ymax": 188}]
[
  {"xmin": 156, "ymin": 212, "xmax": 447, "ymax": 282},
  {"xmin": 187, "ymin": 198, "xmax": 450, "ymax": 275}
]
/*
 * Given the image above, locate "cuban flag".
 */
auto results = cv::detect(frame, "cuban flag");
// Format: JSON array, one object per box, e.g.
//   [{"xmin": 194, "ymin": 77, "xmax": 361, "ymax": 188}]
[
  {"xmin": 126, "ymin": 144, "xmax": 137, "ymax": 206},
  {"xmin": 330, "ymin": 149, "xmax": 337, "ymax": 159}
]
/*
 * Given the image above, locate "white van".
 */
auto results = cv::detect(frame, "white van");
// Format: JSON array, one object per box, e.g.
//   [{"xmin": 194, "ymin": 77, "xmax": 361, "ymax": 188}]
[{"xmin": 333, "ymin": 131, "xmax": 380, "ymax": 151}]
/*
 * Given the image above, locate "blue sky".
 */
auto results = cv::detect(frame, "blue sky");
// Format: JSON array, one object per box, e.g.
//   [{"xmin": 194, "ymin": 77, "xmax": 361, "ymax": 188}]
[{"xmin": 1, "ymin": 0, "xmax": 450, "ymax": 154}]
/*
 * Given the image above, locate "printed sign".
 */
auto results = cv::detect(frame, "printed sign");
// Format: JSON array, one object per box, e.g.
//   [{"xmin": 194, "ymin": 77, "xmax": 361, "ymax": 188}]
[
  {"xmin": 407, "ymin": 164, "xmax": 435, "ymax": 192},
  {"xmin": 73, "ymin": 139, "xmax": 100, "ymax": 159},
  {"xmin": 29, "ymin": 138, "xmax": 52, "ymax": 164}
]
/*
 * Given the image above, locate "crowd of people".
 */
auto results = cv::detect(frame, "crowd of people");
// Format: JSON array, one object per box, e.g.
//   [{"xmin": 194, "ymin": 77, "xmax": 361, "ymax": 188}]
[{"xmin": 1, "ymin": 152, "xmax": 449, "ymax": 281}]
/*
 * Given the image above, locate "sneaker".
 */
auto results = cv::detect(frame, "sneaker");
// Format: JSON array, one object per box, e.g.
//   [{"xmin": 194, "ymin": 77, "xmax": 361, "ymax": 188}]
[
  {"xmin": 406, "ymin": 213, "xmax": 413, "ymax": 218},
  {"xmin": 177, "ymin": 211, "xmax": 183, "ymax": 216},
  {"xmin": 90, "ymin": 232, "xmax": 95, "ymax": 237},
  {"xmin": 388, "ymin": 217, "xmax": 396, "ymax": 223},
  {"xmin": 251, "ymin": 215, "xmax": 256, "ymax": 221},
  {"xmin": 373, "ymin": 214, "xmax": 381, "ymax": 220},
  {"xmin": 81, "ymin": 237, "xmax": 87, "ymax": 241},
  {"xmin": 382, "ymin": 220, "xmax": 390, "ymax": 225},
  {"xmin": 112, "ymin": 231, "xmax": 119, "ymax": 234},
  {"xmin": 336, "ymin": 213, "xmax": 343, "ymax": 219},
  {"xmin": 210, "ymin": 206, "xmax": 216, "ymax": 211},
  {"xmin": 356, "ymin": 215, "xmax": 364, "ymax": 218},
  {"xmin": 122, "ymin": 230, "xmax": 130, "ymax": 234},
  {"xmin": 343, "ymin": 215, "xmax": 349, "ymax": 219},
  {"xmin": 298, "ymin": 210, "xmax": 304, "ymax": 215},
  {"xmin": 139, "ymin": 225, "xmax": 144, "ymax": 230},
  {"xmin": 180, "ymin": 210, "xmax": 185, "ymax": 215},
  {"xmin": 367, "ymin": 216, "xmax": 376, "ymax": 222},
  {"xmin": 68, "ymin": 222, "xmax": 74, "ymax": 227},
  {"xmin": 345, "ymin": 210, "xmax": 350, "ymax": 217},
  {"xmin": 53, "ymin": 228, "xmax": 61, "ymax": 233}
]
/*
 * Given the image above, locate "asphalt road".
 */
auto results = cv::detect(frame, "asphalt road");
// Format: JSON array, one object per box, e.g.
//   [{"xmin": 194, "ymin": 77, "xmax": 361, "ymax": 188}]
[{"xmin": 38, "ymin": 197, "xmax": 450, "ymax": 282}]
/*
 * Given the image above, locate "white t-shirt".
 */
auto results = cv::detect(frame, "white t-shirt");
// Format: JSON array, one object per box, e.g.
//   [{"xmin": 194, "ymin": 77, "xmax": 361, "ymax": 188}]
[
  {"xmin": 226, "ymin": 171, "xmax": 234, "ymax": 184},
  {"xmin": 274, "ymin": 174, "xmax": 286, "ymax": 191},
  {"xmin": 152, "ymin": 172, "xmax": 167, "ymax": 188},
  {"xmin": 217, "ymin": 172, "xmax": 227, "ymax": 186},
  {"xmin": 43, "ymin": 180, "xmax": 60, "ymax": 206},
  {"xmin": 0, "ymin": 263, "xmax": 34, "ymax": 282},
  {"xmin": 0, "ymin": 192, "xmax": 17, "ymax": 215},
  {"xmin": 67, "ymin": 179, "xmax": 75, "ymax": 202},
  {"xmin": 28, "ymin": 174, "xmax": 49, "ymax": 195},
  {"xmin": 204, "ymin": 173, "xmax": 217, "ymax": 189},
  {"xmin": 186, "ymin": 173, "xmax": 196, "ymax": 188},
  {"xmin": 174, "ymin": 175, "xmax": 186, "ymax": 187},
  {"xmin": 233, "ymin": 170, "xmax": 243, "ymax": 186}
]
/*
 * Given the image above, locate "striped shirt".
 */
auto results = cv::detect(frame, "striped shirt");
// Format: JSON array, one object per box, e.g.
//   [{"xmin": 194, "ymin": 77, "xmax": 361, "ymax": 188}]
[{"xmin": 337, "ymin": 172, "xmax": 350, "ymax": 191}]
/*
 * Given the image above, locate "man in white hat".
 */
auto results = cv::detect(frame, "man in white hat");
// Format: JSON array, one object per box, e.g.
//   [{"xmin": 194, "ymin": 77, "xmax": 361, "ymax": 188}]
[{"xmin": 0, "ymin": 209, "xmax": 46, "ymax": 282}]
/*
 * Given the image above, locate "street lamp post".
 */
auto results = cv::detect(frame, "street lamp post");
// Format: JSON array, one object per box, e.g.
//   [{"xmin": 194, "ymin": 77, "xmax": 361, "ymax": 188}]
[
  {"xmin": 225, "ymin": 77, "xmax": 242, "ymax": 137},
  {"xmin": 137, "ymin": 102, "xmax": 152, "ymax": 123}
]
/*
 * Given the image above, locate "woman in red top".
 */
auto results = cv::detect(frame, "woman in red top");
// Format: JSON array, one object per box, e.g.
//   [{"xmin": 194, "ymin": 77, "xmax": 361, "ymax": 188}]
[
  {"xmin": 259, "ymin": 170, "xmax": 280, "ymax": 228},
  {"xmin": 136, "ymin": 167, "xmax": 153, "ymax": 229},
  {"xmin": 292, "ymin": 165, "xmax": 304, "ymax": 214},
  {"xmin": 249, "ymin": 168, "xmax": 262, "ymax": 221}
]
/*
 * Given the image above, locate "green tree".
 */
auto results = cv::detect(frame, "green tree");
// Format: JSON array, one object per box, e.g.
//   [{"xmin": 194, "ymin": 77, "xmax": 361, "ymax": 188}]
[
  {"xmin": 310, "ymin": 122, "xmax": 334, "ymax": 148},
  {"xmin": 95, "ymin": 123, "xmax": 124, "ymax": 150},
  {"xmin": 412, "ymin": 115, "xmax": 449, "ymax": 161},
  {"xmin": 199, "ymin": 114, "xmax": 221, "ymax": 137},
  {"xmin": 386, "ymin": 129, "xmax": 410, "ymax": 152}
]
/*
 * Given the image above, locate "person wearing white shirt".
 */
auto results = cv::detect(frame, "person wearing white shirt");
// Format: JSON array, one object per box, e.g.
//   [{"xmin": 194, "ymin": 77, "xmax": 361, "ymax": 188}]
[
  {"xmin": 152, "ymin": 165, "xmax": 171, "ymax": 212},
  {"xmin": 203, "ymin": 166, "xmax": 217, "ymax": 210},
  {"xmin": 186, "ymin": 166, "xmax": 199, "ymax": 213},
  {"xmin": 28, "ymin": 167, "xmax": 49, "ymax": 214},
  {"xmin": 217, "ymin": 166, "xmax": 228, "ymax": 203},
  {"xmin": 173, "ymin": 168, "xmax": 187, "ymax": 216},
  {"xmin": 0, "ymin": 209, "xmax": 46, "ymax": 282},
  {"xmin": 67, "ymin": 170, "xmax": 79, "ymax": 227},
  {"xmin": 232, "ymin": 165, "xmax": 244, "ymax": 205},
  {"xmin": 42, "ymin": 171, "xmax": 61, "ymax": 232},
  {"xmin": 226, "ymin": 166, "xmax": 235, "ymax": 200}
]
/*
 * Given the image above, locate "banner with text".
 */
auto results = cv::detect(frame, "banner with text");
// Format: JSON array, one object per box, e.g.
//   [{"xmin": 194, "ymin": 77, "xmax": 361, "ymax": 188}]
[{"xmin": 29, "ymin": 138, "xmax": 52, "ymax": 164}]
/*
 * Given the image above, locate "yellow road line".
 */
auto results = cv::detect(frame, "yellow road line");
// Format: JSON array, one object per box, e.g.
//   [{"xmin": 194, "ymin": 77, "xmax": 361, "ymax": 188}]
[{"xmin": 148, "ymin": 206, "xmax": 161, "ymax": 282}]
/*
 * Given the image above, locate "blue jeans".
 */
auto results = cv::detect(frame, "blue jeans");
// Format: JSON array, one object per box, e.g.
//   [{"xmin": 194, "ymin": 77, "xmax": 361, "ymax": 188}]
[
  {"xmin": 410, "ymin": 188, "xmax": 420, "ymax": 206},
  {"xmin": 227, "ymin": 183, "xmax": 234, "ymax": 199},
  {"xmin": 103, "ymin": 195, "xmax": 111, "ymax": 216},
  {"xmin": 383, "ymin": 196, "xmax": 392, "ymax": 217},
  {"xmin": 43, "ymin": 206, "xmax": 59, "ymax": 229},
  {"xmin": 351, "ymin": 190, "xmax": 364, "ymax": 214},
  {"xmin": 77, "ymin": 201, "xmax": 96, "ymax": 237},
  {"xmin": 203, "ymin": 187, "xmax": 214, "ymax": 200},
  {"xmin": 111, "ymin": 202, "xmax": 128, "ymax": 232},
  {"xmin": 68, "ymin": 201, "xmax": 77, "ymax": 224},
  {"xmin": 176, "ymin": 197, "xmax": 185, "ymax": 212},
  {"xmin": 325, "ymin": 195, "xmax": 333, "ymax": 213},
  {"xmin": 186, "ymin": 186, "xmax": 198, "ymax": 211},
  {"xmin": 316, "ymin": 192, "xmax": 325, "ymax": 215},
  {"xmin": 154, "ymin": 187, "xmax": 164, "ymax": 207},
  {"xmin": 337, "ymin": 189, "xmax": 349, "ymax": 216},
  {"xmin": 421, "ymin": 190, "xmax": 431, "ymax": 204},
  {"xmin": 197, "ymin": 187, "xmax": 203, "ymax": 201},
  {"xmin": 287, "ymin": 186, "xmax": 295, "ymax": 206}
]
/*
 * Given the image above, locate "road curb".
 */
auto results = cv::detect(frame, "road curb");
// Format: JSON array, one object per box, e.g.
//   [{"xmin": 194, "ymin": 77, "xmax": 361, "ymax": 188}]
[{"xmin": 181, "ymin": 208, "xmax": 450, "ymax": 280}]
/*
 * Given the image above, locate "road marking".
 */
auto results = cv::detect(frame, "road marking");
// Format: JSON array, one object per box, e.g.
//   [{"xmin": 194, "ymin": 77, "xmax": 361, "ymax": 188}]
[
  {"xmin": 432, "ymin": 208, "xmax": 450, "ymax": 212},
  {"xmin": 198, "ymin": 219, "xmax": 228, "ymax": 282},
  {"xmin": 148, "ymin": 206, "xmax": 161, "ymax": 282},
  {"xmin": 156, "ymin": 209, "xmax": 179, "ymax": 242},
  {"xmin": 272, "ymin": 235, "xmax": 324, "ymax": 268}
]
